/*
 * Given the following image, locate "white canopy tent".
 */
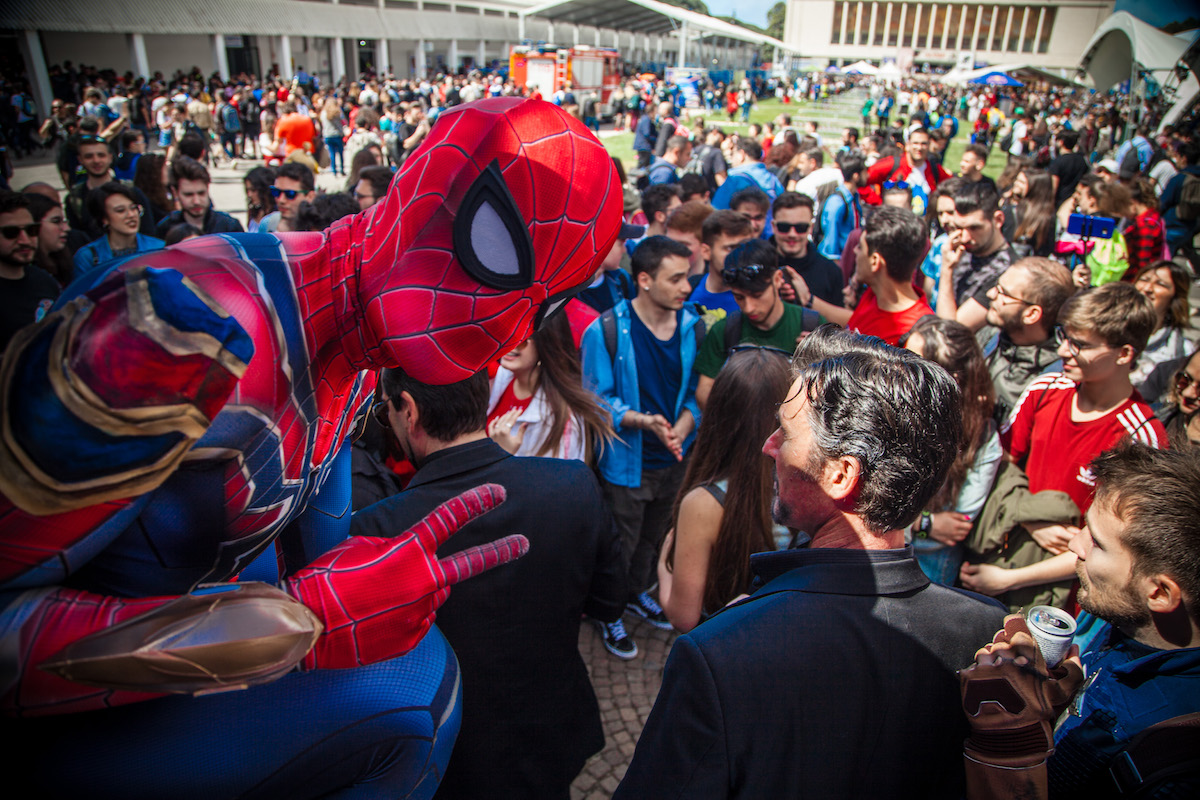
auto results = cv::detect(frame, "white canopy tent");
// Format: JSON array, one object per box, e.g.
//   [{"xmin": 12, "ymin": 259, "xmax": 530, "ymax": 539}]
[{"xmin": 843, "ymin": 60, "xmax": 879, "ymax": 75}]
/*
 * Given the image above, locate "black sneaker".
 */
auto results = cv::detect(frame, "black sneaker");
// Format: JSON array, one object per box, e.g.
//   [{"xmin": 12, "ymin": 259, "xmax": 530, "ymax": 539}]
[
  {"xmin": 626, "ymin": 592, "xmax": 674, "ymax": 631},
  {"xmin": 595, "ymin": 618, "xmax": 638, "ymax": 659}
]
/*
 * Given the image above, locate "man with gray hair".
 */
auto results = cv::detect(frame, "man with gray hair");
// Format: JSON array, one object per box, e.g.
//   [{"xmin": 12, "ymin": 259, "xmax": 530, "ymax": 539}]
[{"xmin": 615, "ymin": 326, "xmax": 1005, "ymax": 799}]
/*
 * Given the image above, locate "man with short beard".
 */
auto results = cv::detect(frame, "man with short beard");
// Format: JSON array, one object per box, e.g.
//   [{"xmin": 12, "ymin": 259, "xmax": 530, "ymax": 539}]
[
  {"xmin": 64, "ymin": 135, "xmax": 157, "ymax": 243},
  {"xmin": 0, "ymin": 191, "xmax": 59, "ymax": 352},
  {"xmin": 936, "ymin": 182, "xmax": 1018, "ymax": 331},
  {"xmin": 980, "ymin": 257, "xmax": 1073, "ymax": 423},
  {"xmin": 960, "ymin": 442, "xmax": 1200, "ymax": 800}
]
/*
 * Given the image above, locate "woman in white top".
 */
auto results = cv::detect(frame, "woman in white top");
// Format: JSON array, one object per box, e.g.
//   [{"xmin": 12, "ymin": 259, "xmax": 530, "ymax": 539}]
[{"xmin": 486, "ymin": 312, "xmax": 612, "ymax": 463}]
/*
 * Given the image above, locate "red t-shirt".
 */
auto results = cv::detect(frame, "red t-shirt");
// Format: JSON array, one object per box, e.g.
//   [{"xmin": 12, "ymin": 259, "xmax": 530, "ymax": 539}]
[
  {"xmin": 847, "ymin": 287, "xmax": 933, "ymax": 346},
  {"xmin": 275, "ymin": 112, "xmax": 313, "ymax": 154},
  {"xmin": 1000, "ymin": 374, "xmax": 1167, "ymax": 514},
  {"xmin": 486, "ymin": 380, "xmax": 533, "ymax": 430}
]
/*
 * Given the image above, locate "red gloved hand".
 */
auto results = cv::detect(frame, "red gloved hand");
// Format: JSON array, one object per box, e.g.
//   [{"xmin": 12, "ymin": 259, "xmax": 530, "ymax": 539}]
[
  {"xmin": 960, "ymin": 614, "xmax": 1085, "ymax": 768},
  {"xmin": 288, "ymin": 484, "xmax": 527, "ymax": 669}
]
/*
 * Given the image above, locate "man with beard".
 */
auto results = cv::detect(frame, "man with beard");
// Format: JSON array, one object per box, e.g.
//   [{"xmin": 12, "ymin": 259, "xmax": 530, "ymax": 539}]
[
  {"xmin": 64, "ymin": 135, "xmax": 158, "ymax": 246},
  {"xmin": 936, "ymin": 182, "xmax": 1018, "ymax": 332},
  {"xmin": 980, "ymin": 257, "xmax": 1073, "ymax": 423},
  {"xmin": 0, "ymin": 191, "xmax": 59, "ymax": 352},
  {"xmin": 960, "ymin": 442, "xmax": 1200, "ymax": 800}
]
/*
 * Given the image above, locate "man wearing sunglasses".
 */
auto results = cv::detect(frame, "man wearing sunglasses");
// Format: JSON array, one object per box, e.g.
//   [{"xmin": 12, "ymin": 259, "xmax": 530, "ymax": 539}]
[
  {"xmin": 272, "ymin": 161, "xmax": 317, "ymax": 233},
  {"xmin": 771, "ymin": 192, "xmax": 843, "ymax": 310},
  {"xmin": 0, "ymin": 191, "xmax": 60, "ymax": 352}
]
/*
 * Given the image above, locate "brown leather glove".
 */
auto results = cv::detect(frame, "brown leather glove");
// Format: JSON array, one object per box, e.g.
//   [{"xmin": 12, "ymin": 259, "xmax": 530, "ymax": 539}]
[{"xmin": 960, "ymin": 614, "xmax": 1085, "ymax": 766}]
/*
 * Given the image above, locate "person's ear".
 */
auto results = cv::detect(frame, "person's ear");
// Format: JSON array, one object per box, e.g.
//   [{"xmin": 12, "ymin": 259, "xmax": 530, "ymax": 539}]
[
  {"xmin": 1022, "ymin": 304, "xmax": 1044, "ymax": 328},
  {"xmin": 869, "ymin": 251, "xmax": 885, "ymax": 275},
  {"xmin": 772, "ymin": 269, "xmax": 784, "ymax": 290},
  {"xmin": 700, "ymin": 242, "xmax": 712, "ymax": 263},
  {"xmin": 1115, "ymin": 343, "xmax": 1136, "ymax": 366},
  {"xmin": 823, "ymin": 454, "xmax": 861, "ymax": 503},
  {"xmin": 1144, "ymin": 573, "xmax": 1185, "ymax": 614},
  {"xmin": 397, "ymin": 390, "xmax": 418, "ymax": 430}
]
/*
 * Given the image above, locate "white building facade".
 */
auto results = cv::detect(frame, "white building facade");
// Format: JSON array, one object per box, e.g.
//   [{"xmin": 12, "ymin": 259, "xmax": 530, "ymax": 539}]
[{"xmin": 783, "ymin": 0, "xmax": 1115, "ymax": 71}]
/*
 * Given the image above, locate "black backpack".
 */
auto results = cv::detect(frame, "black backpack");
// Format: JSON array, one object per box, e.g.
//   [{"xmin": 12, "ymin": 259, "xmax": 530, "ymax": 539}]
[{"xmin": 598, "ymin": 307, "xmax": 705, "ymax": 363}]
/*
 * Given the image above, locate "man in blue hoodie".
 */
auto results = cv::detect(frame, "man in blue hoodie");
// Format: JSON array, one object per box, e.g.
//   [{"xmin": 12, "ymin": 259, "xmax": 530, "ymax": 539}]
[{"xmin": 711, "ymin": 137, "xmax": 784, "ymax": 238}]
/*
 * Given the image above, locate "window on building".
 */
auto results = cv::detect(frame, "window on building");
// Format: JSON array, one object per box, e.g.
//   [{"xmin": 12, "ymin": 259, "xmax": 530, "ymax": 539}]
[
  {"xmin": 1038, "ymin": 7, "xmax": 1056, "ymax": 53},
  {"xmin": 902, "ymin": 2, "xmax": 916, "ymax": 47},
  {"xmin": 874, "ymin": 3, "xmax": 886, "ymax": 46},
  {"xmin": 888, "ymin": 2, "xmax": 901, "ymax": 47},
  {"xmin": 930, "ymin": 4, "xmax": 946, "ymax": 49},
  {"xmin": 858, "ymin": 3, "xmax": 871, "ymax": 46},
  {"xmin": 991, "ymin": 6, "xmax": 1007, "ymax": 52},
  {"xmin": 961, "ymin": 6, "xmax": 978, "ymax": 51},
  {"xmin": 916, "ymin": 3, "xmax": 931, "ymax": 48},
  {"xmin": 946, "ymin": 4, "xmax": 961, "ymax": 50},
  {"xmin": 1007, "ymin": 7, "xmax": 1021, "ymax": 52},
  {"xmin": 832, "ymin": 1, "xmax": 844, "ymax": 44},
  {"xmin": 1022, "ymin": 7, "xmax": 1038, "ymax": 53}
]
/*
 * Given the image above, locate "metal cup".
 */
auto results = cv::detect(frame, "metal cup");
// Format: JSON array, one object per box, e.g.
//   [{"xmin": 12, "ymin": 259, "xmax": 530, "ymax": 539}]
[{"xmin": 1025, "ymin": 605, "xmax": 1077, "ymax": 668}]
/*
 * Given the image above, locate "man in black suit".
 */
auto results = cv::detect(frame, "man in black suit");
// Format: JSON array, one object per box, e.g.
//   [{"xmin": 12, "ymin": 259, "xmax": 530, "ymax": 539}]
[
  {"xmin": 614, "ymin": 326, "xmax": 1007, "ymax": 799},
  {"xmin": 352, "ymin": 366, "xmax": 626, "ymax": 800}
]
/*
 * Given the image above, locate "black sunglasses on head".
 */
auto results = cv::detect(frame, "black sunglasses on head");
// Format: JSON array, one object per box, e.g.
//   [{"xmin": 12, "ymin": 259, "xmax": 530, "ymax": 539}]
[
  {"xmin": 722, "ymin": 263, "xmax": 771, "ymax": 285},
  {"xmin": 0, "ymin": 224, "xmax": 39, "ymax": 240}
]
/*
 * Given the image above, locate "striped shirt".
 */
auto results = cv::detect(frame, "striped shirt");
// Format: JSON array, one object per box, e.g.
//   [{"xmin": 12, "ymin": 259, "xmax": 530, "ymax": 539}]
[{"xmin": 1001, "ymin": 374, "xmax": 1166, "ymax": 514}]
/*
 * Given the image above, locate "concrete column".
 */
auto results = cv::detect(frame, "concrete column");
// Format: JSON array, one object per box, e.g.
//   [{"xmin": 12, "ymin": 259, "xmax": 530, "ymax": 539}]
[
  {"xmin": 518, "ymin": 14, "xmax": 525, "ymax": 42},
  {"xmin": 379, "ymin": 38, "xmax": 390, "ymax": 77},
  {"xmin": 910, "ymin": 4, "xmax": 922, "ymax": 47},
  {"xmin": 573, "ymin": 26, "xmax": 580, "ymax": 46},
  {"xmin": 971, "ymin": 6, "xmax": 983, "ymax": 52},
  {"xmin": 1001, "ymin": 5, "xmax": 1014, "ymax": 53},
  {"xmin": 547, "ymin": 22, "xmax": 554, "ymax": 44},
  {"xmin": 677, "ymin": 19, "xmax": 687, "ymax": 68},
  {"xmin": 942, "ymin": 6, "xmax": 953, "ymax": 47},
  {"xmin": 840, "ymin": 1, "xmax": 849, "ymax": 45},
  {"xmin": 896, "ymin": 4, "xmax": 907, "ymax": 48},
  {"xmin": 478, "ymin": 39, "xmax": 486, "ymax": 70},
  {"xmin": 956, "ymin": 6, "xmax": 968, "ymax": 50},
  {"xmin": 213, "ymin": 35, "xmax": 231, "ymax": 82},
  {"xmin": 18, "ymin": 31, "xmax": 53, "ymax": 125},
  {"xmin": 280, "ymin": 35, "xmax": 293, "ymax": 78},
  {"xmin": 130, "ymin": 32, "xmax": 151, "ymax": 79},
  {"xmin": 1017, "ymin": 6, "xmax": 1029, "ymax": 52},
  {"xmin": 868, "ymin": 2, "xmax": 878, "ymax": 46},
  {"xmin": 883, "ymin": 3, "xmax": 893, "ymax": 47},
  {"xmin": 1033, "ymin": 7, "xmax": 1046, "ymax": 55},
  {"xmin": 416, "ymin": 40, "xmax": 428, "ymax": 78},
  {"xmin": 332, "ymin": 38, "xmax": 346, "ymax": 83},
  {"xmin": 594, "ymin": 27, "xmax": 601, "ymax": 46},
  {"xmin": 448, "ymin": 39, "xmax": 459, "ymax": 73}
]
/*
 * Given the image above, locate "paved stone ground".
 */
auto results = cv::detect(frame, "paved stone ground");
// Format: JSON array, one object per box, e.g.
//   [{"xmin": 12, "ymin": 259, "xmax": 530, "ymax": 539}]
[{"xmin": 571, "ymin": 616, "xmax": 678, "ymax": 800}]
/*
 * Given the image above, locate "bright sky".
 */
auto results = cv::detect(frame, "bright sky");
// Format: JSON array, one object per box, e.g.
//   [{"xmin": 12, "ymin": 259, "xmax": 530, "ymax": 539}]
[{"xmin": 703, "ymin": 0, "xmax": 775, "ymax": 30}]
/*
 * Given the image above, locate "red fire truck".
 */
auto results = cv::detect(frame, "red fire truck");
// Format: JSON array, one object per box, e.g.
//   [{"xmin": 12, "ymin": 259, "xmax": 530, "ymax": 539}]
[{"xmin": 509, "ymin": 44, "xmax": 623, "ymax": 118}]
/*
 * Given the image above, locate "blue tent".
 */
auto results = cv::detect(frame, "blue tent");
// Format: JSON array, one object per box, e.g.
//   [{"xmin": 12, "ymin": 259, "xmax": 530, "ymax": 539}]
[{"xmin": 969, "ymin": 71, "xmax": 1024, "ymax": 87}]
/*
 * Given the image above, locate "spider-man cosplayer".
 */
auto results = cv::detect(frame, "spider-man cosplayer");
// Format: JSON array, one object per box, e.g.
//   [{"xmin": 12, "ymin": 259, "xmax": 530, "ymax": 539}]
[{"xmin": 0, "ymin": 97, "xmax": 622, "ymax": 798}]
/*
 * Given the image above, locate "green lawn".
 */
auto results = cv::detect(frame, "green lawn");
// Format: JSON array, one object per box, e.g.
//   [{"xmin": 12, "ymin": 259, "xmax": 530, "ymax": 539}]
[{"xmin": 601, "ymin": 96, "xmax": 1007, "ymax": 180}]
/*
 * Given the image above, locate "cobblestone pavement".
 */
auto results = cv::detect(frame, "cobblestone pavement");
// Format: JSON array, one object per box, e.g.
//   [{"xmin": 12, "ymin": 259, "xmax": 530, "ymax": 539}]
[{"xmin": 571, "ymin": 615, "xmax": 678, "ymax": 800}]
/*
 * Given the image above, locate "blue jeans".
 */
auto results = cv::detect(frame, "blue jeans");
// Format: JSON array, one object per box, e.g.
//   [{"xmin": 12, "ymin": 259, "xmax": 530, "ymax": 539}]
[
  {"xmin": 913, "ymin": 538, "xmax": 965, "ymax": 586},
  {"xmin": 325, "ymin": 136, "xmax": 345, "ymax": 174}
]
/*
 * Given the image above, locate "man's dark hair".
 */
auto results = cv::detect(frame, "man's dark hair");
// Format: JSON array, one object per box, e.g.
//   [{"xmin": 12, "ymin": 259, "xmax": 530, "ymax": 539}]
[
  {"xmin": 953, "ymin": 180, "xmax": 1000, "ymax": 217},
  {"xmin": 169, "ymin": 155, "xmax": 210, "ymax": 188},
  {"xmin": 380, "ymin": 366, "xmax": 489, "ymax": 442},
  {"xmin": 357, "ymin": 165, "xmax": 393, "ymax": 201},
  {"xmin": 730, "ymin": 186, "xmax": 770, "ymax": 214},
  {"xmin": 641, "ymin": 183, "xmax": 682, "ymax": 222},
  {"xmin": 630, "ymin": 235, "xmax": 693, "ymax": 279},
  {"xmin": 86, "ymin": 182, "xmax": 139, "ymax": 223},
  {"xmin": 1177, "ymin": 139, "xmax": 1200, "ymax": 166},
  {"xmin": 295, "ymin": 192, "xmax": 360, "ymax": 231},
  {"xmin": 845, "ymin": 126, "xmax": 859, "ymax": 143},
  {"xmin": 928, "ymin": 130, "xmax": 947, "ymax": 145},
  {"xmin": 736, "ymin": 137, "xmax": 762, "ymax": 161},
  {"xmin": 772, "ymin": 191, "xmax": 815, "ymax": 215},
  {"xmin": 700, "ymin": 208, "xmax": 753, "ymax": 245},
  {"xmin": 863, "ymin": 205, "xmax": 926, "ymax": 282},
  {"xmin": 120, "ymin": 129, "xmax": 144, "ymax": 150},
  {"xmin": 164, "ymin": 223, "xmax": 202, "ymax": 245},
  {"xmin": 1090, "ymin": 442, "xmax": 1200, "ymax": 624},
  {"xmin": 836, "ymin": 152, "xmax": 866, "ymax": 182},
  {"xmin": 790, "ymin": 326, "xmax": 962, "ymax": 532},
  {"xmin": 802, "ymin": 147, "xmax": 824, "ymax": 167},
  {"xmin": 1059, "ymin": 130, "xmax": 1080, "ymax": 151},
  {"xmin": 0, "ymin": 190, "xmax": 32, "ymax": 217},
  {"xmin": 679, "ymin": 173, "xmax": 709, "ymax": 200},
  {"xmin": 963, "ymin": 143, "xmax": 989, "ymax": 163},
  {"xmin": 722, "ymin": 238, "xmax": 778, "ymax": 292},
  {"xmin": 277, "ymin": 161, "xmax": 315, "ymax": 194},
  {"xmin": 177, "ymin": 132, "xmax": 207, "ymax": 161}
]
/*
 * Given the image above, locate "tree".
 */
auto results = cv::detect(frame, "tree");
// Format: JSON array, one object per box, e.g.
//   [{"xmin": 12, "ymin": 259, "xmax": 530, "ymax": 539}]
[{"xmin": 767, "ymin": 2, "xmax": 786, "ymax": 41}]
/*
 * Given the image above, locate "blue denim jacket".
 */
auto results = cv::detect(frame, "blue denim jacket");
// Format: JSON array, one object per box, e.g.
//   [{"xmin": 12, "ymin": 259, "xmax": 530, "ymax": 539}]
[{"xmin": 580, "ymin": 300, "xmax": 703, "ymax": 488}]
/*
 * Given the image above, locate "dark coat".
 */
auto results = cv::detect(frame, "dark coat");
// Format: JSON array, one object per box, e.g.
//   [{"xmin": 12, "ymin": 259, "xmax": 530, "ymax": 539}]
[
  {"xmin": 615, "ymin": 546, "xmax": 1006, "ymax": 800},
  {"xmin": 352, "ymin": 439, "xmax": 627, "ymax": 799},
  {"xmin": 154, "ymin": 206, "xmax": 244, "ymax": 238}
]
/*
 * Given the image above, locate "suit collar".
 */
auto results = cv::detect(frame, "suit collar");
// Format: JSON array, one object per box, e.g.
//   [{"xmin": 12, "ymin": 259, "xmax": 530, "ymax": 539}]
[
  {"xmin": 405, "ymin": 438, "xmax": 510, "ymax": 489},
  {"xmin": 748, "ymin": 545, "xmax": 929, "ymax": 597}
]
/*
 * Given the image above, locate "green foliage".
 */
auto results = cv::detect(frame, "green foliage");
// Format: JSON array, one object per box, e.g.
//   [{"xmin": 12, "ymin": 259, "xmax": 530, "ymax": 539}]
[{"xmin": 766, "ymin": 2, "xmax": 786, "ymax": 40}]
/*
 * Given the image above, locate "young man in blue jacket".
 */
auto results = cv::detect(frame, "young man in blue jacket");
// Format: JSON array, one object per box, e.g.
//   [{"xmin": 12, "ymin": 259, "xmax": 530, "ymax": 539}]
[{"xmin": 581, "ymin": 236, "xmax": 704, "ymax": 658}]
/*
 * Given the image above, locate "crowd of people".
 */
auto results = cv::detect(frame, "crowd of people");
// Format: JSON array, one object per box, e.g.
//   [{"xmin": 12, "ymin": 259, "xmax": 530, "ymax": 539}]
[{"xmin": 1, "ymin": 54, "xmax": 1198, "ymax": 799}]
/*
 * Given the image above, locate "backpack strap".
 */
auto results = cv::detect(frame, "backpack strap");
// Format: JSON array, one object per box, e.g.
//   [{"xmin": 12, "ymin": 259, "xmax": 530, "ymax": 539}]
[
  {"xmin": 600, "ymin": 308, "xmax": 617, "ymax": 363},
  {"xmin": 1108, "ymin": 713, "xmax": 1200, "ymax": 798},
  {"xmin": 723, "ymin": 310, "xmax": 742, "ymax": 352}
]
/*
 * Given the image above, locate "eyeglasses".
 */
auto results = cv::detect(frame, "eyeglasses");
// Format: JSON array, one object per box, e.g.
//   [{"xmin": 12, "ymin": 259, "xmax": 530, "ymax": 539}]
[
  {"xmin": 78, "ymin": 135, "xmax": 106, "ymax": 144},
  {"xmin": 729, "ymin": 343, "xmax": 792, "ymax": 359},
  {"xmin": 0, "ymin": 224, "xmax": 39, "ymax": 240},
  {"xmin": 1054, "ymin": 326, "xmax": 1110, "ymax": 358},
  {"xmin": 993, "ymin": 282, "xmax": 1033, "ymax": 305},
  {"xmin": 1175, "ymin": 370, "xmax": 1198, "ymax": 394},
  {"xmin": 269, "ymin": 186, "xmax": 300, "ymax": 199},
  {"xmin": 722, "ymin": 263, "xmax": 769, "ymax": 284},
  {"xmin": 370, "ymin": 398, "xmax": 391, "ymax": 427},
  {"xmin": 774, "ymin": 221, "xmax": 810, "ymax": 234}
]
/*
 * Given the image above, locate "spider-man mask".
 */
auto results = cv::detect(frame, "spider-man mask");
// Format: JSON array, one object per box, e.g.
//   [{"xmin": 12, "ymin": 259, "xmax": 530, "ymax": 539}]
[{"xmin": 353, "ymin": 97, "xmax": 622, "ymax": 384}]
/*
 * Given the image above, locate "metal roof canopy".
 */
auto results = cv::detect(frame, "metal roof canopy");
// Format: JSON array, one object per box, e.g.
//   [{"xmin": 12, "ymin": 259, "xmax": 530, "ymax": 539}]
[{"xmin": 519, "ymin": 0, "xmax": 788, "ymax": 52}]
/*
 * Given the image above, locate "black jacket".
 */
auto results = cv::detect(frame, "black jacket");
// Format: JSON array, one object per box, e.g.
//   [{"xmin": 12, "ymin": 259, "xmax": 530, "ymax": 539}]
[
  {"xmin": 352, "ymin": 439, "xmax": 626, "ymax": 798},
  {"xmin": 154, "ymin": 207, "xmax": 244, "ymax": 238}
]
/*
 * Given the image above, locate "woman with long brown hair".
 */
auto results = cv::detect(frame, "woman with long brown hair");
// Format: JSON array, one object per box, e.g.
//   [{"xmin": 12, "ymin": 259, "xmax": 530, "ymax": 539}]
[
  {"xmin": 133, "ymin": 152, "xmax": 173, "ymax": 226},
  {"xmin": 1008, "ymin": 169, "xmax": 1056, "ymax": 258},
  {"xmin": 486, "ymin": 311, "xmax": 613, "ymax": 463},
  {"xmin": 901, "ymin": 316, "xmax": 1002, "ymax": 586},
  {"xmin": 656, "ymin": 347, "xmax": 793, "ymax": 633}
]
